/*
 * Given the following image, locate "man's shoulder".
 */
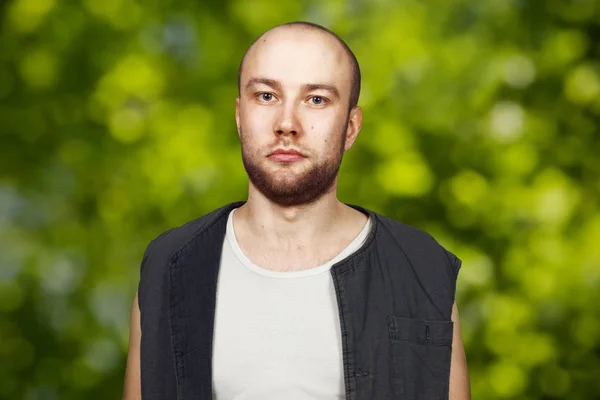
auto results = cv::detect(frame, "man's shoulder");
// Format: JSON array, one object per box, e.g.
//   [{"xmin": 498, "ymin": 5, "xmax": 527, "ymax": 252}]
[
  {"xmin": 373, "ymin": 211, "xmax": 460, "ymax": 273},
  {"xmin": 143, "ymin": 201, "xmax": 243, "ymax": 262},
  {"xmin": 374, "ymin": 211, "xmax": 439, "ymax": 245}
]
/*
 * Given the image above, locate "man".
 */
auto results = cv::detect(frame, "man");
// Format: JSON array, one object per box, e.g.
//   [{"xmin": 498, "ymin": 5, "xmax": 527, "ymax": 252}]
[{"xmin": 123, "ymin": 21, "xmax": 470, "ymax": 400}]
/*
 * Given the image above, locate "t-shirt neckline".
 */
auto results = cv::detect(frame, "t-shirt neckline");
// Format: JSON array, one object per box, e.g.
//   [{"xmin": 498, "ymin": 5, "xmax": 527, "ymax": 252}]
[{"xmin": 226, "ymin": 208, "xmax": 372, "ymax": 279}]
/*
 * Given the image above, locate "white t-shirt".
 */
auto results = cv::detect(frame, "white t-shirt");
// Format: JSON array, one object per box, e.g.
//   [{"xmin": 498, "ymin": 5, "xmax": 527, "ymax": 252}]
[{"xmin": 212, "ymin": 208, "xmax": 372, "ymax": 400}]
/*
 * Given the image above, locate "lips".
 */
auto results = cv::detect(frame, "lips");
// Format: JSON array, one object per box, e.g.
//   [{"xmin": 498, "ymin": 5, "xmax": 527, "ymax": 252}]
[{"xmin": 268, "ymin": 148, "xmax": 306, "ymax": 162}]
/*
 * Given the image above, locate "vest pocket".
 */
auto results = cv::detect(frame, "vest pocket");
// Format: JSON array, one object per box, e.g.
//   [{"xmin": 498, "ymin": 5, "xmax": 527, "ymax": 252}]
[{"xmin": 385, "ymin": 316, "xmax": 453, "ymax": 400}]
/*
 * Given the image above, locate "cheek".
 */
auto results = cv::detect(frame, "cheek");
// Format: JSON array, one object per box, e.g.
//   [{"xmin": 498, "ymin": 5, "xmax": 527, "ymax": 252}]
[
  {"xmin": 313, "ymin": 117, "xmax": 347, "ymax": 143},
  {"xmin": 241, "ymin": 104, "xmax": 273, "ymax": 131},
  {"xmin": 239, "ymin": 116, "xmax": 271, "ymax": 152},
  {"xmin": 305, "ymin": 115, "xmax": 334, "ymax": 135}
]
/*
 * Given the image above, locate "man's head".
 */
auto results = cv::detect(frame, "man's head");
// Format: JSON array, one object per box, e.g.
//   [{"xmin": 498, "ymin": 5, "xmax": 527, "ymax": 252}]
[
  {"xmin": 238, "ymin": 22, "xmax": 361, "ymax": 110},
  {"xmin": 235, "ymin": 22, "xmax": 363, "ymax": 207}
]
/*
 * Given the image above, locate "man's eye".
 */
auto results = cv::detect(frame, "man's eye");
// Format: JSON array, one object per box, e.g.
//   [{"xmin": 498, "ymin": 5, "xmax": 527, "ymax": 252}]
[
  {"xmin": 310, "ymin": 96, "xmax": 326, "ymax": 105},
  {"xmin": 259, "ymin": 93, "xmax": 274, "ymax": 101}
]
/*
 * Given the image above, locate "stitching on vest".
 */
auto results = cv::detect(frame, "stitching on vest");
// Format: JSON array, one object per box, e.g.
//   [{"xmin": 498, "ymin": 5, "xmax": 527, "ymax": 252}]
[
  {"xmin": 332, "ymin": 271, "xmax": 353, "ymax": 399},
  {"xmin": 169, "ymin": 255, "xmax": 182, "ymax": 400},
  {"xmin": 332, "ymin": 214, "xmax": 379, "ymax": 277}
]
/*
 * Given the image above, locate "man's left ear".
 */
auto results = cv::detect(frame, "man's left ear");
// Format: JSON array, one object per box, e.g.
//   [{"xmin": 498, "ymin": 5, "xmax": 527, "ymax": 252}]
[
  {"xmin": 235, "ymin": 97, "xmax": 241, "ymax": 138},
  {"xmin": 344, "ymin": 106, "xmax": 363, "ymax": 151}
]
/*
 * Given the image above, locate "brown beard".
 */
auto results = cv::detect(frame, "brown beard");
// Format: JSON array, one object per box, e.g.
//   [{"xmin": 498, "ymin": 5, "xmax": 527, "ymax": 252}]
[{"xmin": 240, "ymin": 124, "xmax": 348, "ymax": 207}]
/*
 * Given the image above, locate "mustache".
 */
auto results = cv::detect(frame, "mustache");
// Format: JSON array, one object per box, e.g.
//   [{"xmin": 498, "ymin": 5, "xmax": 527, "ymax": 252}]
[{"xmin": 266, "ymin": 141, "xmax": 308, "ymax": 156}]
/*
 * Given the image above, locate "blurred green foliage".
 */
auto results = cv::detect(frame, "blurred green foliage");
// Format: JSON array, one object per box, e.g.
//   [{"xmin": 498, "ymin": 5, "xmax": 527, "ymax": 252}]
[{"xmin": 1, "ymin": 0, "xmax": 600, "ymax": 399}]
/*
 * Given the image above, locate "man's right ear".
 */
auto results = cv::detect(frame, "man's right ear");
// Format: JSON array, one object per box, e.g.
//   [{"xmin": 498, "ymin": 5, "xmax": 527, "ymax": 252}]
[{"xmin": 235, "ymin": 97, "xmax": 241, "ymax": 137}]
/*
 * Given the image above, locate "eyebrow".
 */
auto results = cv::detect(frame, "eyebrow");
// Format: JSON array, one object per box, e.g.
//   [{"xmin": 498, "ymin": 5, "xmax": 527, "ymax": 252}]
[
  {"xmin": 302, "ymin": 83, "xmax": 340, "ymax": 100},
  {"xmin": 245, "ymin": 77, "xmax": 340, "ymax": 100},
  {"xmin": 245, "ymin": 77, "xmax": 281, "ymax": 91}
]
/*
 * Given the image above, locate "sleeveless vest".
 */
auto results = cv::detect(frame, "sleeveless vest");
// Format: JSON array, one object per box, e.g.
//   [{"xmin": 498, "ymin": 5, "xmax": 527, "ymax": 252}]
[{"xmin": 138, "ymin": 201, "xmax": 461, "ymax": 400}]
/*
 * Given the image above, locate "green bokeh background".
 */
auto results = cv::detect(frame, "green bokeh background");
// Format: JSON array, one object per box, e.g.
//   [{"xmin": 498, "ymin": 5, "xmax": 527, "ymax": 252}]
[{"xmin": 1, "ymin": 0, "xmax": 600, "ymax": 399}]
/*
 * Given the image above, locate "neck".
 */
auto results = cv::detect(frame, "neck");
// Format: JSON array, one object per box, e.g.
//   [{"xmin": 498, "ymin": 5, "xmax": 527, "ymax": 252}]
[{"xmin": 235, "ymin": 189, "xmax": 348, "ymax": 248}]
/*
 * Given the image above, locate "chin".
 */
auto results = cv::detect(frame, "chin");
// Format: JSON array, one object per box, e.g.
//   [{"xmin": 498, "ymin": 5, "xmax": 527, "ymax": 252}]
[{"xmin": 267, "ymin": 175, "xmax": 304, "ymax": 188}]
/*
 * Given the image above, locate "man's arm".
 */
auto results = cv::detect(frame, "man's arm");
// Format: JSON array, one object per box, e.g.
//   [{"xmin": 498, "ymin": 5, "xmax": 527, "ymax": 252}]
[
  {"xmin": 123, "ymin": 291, "xmax": 142, "ymax": 400},
  {"xmin": 450, "ymin": 302, "xmax": 471, "ymax": 400}
]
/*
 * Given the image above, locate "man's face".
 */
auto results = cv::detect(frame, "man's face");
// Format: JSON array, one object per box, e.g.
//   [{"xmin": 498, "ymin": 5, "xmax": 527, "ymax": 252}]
[{"xmin": 236, "ymin": 27, "xmax": 359, "ymax": 207}]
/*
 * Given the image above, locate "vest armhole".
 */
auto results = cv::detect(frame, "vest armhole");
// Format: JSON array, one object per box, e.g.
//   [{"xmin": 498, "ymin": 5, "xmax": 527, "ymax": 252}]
[{"xmin": 444, "ymin": 249, "xmax": 462, "ymax": 281}]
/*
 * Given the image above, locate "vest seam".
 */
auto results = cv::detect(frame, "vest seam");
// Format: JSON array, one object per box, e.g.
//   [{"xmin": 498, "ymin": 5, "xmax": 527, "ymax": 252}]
[
  {"xmin": 331, "ymin": 212, "xmax": 379, "ymax": 276},
  {"xmin": 331, "ymin": 271, "xmax": 354, "ymax": 399},
  {"xmin": 168, "ymin": 256, "xmax": 182, "ymax": 400}
]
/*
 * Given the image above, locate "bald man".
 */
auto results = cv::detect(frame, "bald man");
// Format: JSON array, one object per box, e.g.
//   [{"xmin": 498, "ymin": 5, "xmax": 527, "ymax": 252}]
[{"xmin": 123, "ymin": 21, "xmax": 470, "ymax": 400}]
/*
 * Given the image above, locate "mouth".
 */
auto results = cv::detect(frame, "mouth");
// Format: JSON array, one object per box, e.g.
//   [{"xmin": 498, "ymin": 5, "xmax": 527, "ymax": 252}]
[{"xmin": 268, "ymin": 149, "xmax": 306, "ymax": 162}]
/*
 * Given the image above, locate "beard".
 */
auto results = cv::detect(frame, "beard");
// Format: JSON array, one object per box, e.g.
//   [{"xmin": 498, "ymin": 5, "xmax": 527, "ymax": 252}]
[{"xmin": 240, "ymin": 124, "xmax": 348, "ymax": 207}]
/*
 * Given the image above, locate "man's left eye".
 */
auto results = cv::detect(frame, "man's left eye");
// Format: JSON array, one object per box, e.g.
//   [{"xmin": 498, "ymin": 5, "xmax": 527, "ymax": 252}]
[{"xmin": 310, "ymin": 96, "xmax": 326, "ymax": 105}]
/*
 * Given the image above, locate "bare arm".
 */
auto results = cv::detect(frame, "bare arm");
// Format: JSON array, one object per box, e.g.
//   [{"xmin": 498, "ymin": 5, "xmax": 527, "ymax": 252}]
[
  {"xmin": 449, "ymin": 302, "xmax": 471, "ymax": 400},
  {"xmin": 123, "ymin": 290, "xmax": 141, "ymax": 400}
]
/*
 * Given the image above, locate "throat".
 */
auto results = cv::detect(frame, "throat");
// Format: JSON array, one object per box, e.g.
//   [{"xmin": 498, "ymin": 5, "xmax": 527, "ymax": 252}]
[{"xmin": 230, "ymin": 209, "xmax": 370, "ymax": 273}]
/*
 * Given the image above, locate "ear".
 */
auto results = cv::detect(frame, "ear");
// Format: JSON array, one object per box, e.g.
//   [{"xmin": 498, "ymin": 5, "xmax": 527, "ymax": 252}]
[
  {"xmin": 235, "ymin": 97, "xmax": 241, "ymax": 138},
  {"xmin": 344, "ymin": 106, "xmax": 363, "ymax": 151}
]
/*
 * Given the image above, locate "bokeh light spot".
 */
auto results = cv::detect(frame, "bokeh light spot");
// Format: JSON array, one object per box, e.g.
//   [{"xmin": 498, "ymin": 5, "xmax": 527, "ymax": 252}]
[
  {"xmin": 19, "ymin": 48, "xmax": 59, "ymax": 90},
  {"xmin": 488, "ymin": 361, "xmax": 526, "ymax": 397},
  {"xmin": 564, "ymin": 63, "xmax": 600, "ymax": 104},
  {"xmin": 376, "ymin": 154, "xmax": 434, "ymax": 197},
  {"xmin": 489, "ymin": 101, "xmax": 525, "ymax": 142}
]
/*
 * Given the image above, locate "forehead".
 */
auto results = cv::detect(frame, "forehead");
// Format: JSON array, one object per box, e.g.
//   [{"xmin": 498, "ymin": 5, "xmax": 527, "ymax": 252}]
[{"xmin": 242, "ymin": 28, "xmax": 352, "ymax": 91}]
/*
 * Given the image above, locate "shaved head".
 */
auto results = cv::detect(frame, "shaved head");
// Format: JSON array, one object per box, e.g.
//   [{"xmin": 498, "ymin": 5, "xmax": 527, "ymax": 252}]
[{"xmin": 237, "ymin": 21, "xmax": 361, "ymax": 109}]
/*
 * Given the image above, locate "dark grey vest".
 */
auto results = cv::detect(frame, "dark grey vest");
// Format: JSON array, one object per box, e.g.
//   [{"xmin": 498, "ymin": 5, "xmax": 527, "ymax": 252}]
[{"xmin": 138, "ymin": 201, "xmax": 461, "ymax": 400}]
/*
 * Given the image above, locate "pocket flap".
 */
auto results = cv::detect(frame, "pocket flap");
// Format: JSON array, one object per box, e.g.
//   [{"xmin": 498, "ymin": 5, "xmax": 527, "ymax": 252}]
[{"xmin": 386, "ymin": 316, "xmax": 453, "ymax": 346}]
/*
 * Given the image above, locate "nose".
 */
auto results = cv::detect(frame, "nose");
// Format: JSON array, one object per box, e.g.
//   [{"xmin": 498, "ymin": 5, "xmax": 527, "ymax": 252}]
[{"xmin": 274, "ymin": 102, "xmax": 301, "ymax": 136}]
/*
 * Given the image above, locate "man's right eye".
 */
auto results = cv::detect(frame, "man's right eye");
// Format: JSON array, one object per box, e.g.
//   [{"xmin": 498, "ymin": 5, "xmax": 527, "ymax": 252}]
[{"xmin": 258, "ymin": 93, "xmax": 274, "ymax": 102}]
